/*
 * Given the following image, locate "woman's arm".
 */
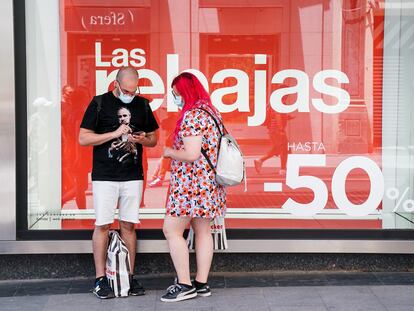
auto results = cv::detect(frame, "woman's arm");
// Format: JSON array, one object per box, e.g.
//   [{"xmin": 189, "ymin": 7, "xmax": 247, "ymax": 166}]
[{"xmin": 163, "ymin": 135, "xmax": 202, "ymax": 162}]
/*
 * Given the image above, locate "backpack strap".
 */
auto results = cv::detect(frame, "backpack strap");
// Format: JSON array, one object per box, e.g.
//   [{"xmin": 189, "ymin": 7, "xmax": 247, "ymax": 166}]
[
  {"xmin": 95, "ymin": 95, "xmax": 103, "ymax": 128},
  {"xmin": 194, "ymin": 107, "xmax": 224, "ymax": 173},
  {"xmin": 201, "ymin": 148, "xmax": 216, "ymax": 174},
  {"xmin": 197, "ymin": 107, "xmax": 227, "ymax": 136},
  {"xmin": 190, "ymin": 107, "xmax": 246, "ymax": 191},
  {"xmin": 144, "ymin": 99, "xmax": 151, "ymax": 128}
]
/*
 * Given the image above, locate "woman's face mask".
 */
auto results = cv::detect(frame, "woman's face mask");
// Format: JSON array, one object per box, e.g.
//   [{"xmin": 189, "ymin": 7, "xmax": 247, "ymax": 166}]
[
  {"xmin": 173, "ymin": 95, "xmax": 184, "ymax": 108},
  {"xmin": 172, "ymin": 90, "xmax": 184, "ymax": 107}
]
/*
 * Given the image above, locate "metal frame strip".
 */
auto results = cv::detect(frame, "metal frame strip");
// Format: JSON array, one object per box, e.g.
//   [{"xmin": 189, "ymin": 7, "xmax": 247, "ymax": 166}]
[
  {"xmin": 1, "ymin": 240, "xmax": 414, "ymax": 254},
  {"xmin": 0, "ymin": 0, "xmax": 16, "ymax": 241}
]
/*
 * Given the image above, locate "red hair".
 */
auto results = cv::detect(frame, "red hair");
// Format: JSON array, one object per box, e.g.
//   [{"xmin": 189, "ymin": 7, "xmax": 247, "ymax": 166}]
[{"xmin": 172, "ymin": 72, "xmax": 217, "ymax": 138}]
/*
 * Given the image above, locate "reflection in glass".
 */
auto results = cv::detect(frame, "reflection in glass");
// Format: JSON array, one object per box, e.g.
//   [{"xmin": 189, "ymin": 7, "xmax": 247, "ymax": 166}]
[{"xmin": 25, "ymin": 0, "xmax": 414, "ymax": 230}]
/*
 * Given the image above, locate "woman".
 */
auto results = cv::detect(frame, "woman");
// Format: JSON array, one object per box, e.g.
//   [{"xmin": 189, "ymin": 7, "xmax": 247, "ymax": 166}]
[
  {"xmin": 253, "ymin": 109, "xmax": 289, "ymax": 175},
  {"xmin": 161, "ymin": 72, "xmax": 226, "ymax": 302},
  {"xmin": 254, "ymin": 88, "xmax": 292, "ymax": 176}
]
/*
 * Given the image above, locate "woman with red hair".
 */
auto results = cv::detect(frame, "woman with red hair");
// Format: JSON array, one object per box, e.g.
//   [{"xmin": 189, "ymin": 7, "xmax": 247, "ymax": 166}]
[{"xmin": 161, "ymin": 72, "xmax": 226, "ymax": 302}]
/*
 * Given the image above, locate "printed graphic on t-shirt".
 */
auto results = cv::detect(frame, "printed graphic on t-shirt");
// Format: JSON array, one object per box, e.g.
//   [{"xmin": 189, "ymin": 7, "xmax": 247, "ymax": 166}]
[{"xmin": 107, "ymin": 106, "xmax": 138, "ymax": 165}]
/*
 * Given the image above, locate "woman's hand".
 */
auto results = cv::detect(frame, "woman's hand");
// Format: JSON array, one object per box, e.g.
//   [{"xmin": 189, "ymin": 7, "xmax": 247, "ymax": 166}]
[
  {"xmin": 162, "ymin": 136, "xmax": 202, "ymax": 162},
  {"xmin": 163, "ymin": 147, "xmax": 174, "ymax": 158}
]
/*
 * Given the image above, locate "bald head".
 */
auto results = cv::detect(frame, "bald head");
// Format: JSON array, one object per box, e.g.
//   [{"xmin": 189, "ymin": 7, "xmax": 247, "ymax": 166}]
[
  {"xmin": 115, "ymin": 67, "xmax": 139, "ymax": 99},
  {"xmin": 116, "ymin": 66, "xmax": 139, "ymax": 82}
]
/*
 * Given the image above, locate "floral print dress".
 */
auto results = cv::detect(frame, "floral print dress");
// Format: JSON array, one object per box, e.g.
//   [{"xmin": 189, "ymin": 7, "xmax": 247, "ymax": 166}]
[{"xmin": 165, "ymin": 105, "xmax": 226, "ymax": 218}]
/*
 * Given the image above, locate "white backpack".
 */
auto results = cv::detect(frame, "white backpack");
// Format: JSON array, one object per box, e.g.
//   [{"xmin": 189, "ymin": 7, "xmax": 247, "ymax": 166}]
[{"xmin": 199, "ymin": 108, "xmax": 247, "ymax": 191}]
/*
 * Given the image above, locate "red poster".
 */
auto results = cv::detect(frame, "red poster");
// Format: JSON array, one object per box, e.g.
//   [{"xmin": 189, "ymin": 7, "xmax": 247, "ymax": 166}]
[{"xmin": 60, "ymin": 0, "xmax": 385, "ymax": 230}]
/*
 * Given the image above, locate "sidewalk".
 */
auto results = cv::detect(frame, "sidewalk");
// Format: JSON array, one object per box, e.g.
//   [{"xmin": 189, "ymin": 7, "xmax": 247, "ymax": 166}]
[
  {"xmin": 1, "ymin": 272, "xmax": 413, "ymax": 311},
  {"xmin": 2, "ymin": 285, "xmax": 413, "ymax": 311}
]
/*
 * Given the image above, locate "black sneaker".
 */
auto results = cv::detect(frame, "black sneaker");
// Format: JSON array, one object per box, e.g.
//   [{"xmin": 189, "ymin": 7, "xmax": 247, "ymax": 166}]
[
  {"xmin": 160, "ymin": 284, "xmax": 197, "ymax": 302},
  {"xmin": 129, "ymin": 276, "xmax": 145, "ymax": 296},
  {"xmin": 195, "ymin": 283, "xmax": 211, "ymax": 297},
  {"xmin": 93, "ymin": 276, "xmax": 115, "ymax": 299}
]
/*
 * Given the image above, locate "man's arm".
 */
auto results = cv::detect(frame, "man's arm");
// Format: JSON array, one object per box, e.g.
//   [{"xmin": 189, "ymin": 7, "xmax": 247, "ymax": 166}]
[{"xmin": 79, "ymin": 124, "xmax": 130, "ymax": 146}]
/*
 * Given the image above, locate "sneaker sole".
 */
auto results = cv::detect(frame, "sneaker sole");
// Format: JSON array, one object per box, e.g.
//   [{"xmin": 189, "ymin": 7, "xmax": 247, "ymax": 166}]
[
  {"xmin": 130, "ymin": 291, "xmax": 146, "ymax": 296},
  {"xmin": 197, "ymin": 291, "xmax": 211, "ymax": 297},
  {"xmin": 160, "ymin": 291, "xmax": 197, "ymax": 302},
  {"xmin": 93, "ymin": 291, "xmax": 115, "ymax": 299}
]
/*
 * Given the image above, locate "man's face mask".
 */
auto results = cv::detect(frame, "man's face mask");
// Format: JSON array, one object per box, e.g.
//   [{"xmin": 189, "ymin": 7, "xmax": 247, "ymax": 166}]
[{"xmin": 117, "ymin": 81, "xmax": 137, "ymax": 104}]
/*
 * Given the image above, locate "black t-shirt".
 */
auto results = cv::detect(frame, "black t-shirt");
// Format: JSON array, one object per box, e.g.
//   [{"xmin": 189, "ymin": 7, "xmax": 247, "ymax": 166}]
[{"xmin": 80, "ymin": 91, "xmax": 159, "ymax": 181}]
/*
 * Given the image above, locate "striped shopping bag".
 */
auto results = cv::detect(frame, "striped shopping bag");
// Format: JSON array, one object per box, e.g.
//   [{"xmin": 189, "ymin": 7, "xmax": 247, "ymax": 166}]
[
  {"xmin": 106, "ymin": 230, "xmax": 131, "ymax": 297},
  {"xmin": 187, "ymin": 217, "xmax": 228, "ymax": 251}
]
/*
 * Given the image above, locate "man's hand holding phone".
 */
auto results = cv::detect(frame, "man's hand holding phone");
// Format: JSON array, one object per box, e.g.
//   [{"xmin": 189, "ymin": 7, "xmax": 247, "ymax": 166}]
[
  {"xmin": 128, "ymin": 131, "xmax": 147, "ymax": 144},
  {"xmin": 113, "ymin": 124, "xmax": 132, "ymax": 139}
]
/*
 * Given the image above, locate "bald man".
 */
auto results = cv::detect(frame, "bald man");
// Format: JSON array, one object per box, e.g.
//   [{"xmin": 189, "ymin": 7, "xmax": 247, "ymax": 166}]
[{"xmin": 79, "ymin": 67, "xmax": 159, "ymax": 299}]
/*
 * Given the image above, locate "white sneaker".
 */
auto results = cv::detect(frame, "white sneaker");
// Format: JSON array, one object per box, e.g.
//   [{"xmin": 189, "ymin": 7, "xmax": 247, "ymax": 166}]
[{"xmin": 148, "ymin": 176, "xmax": 163, "ymax": 187}]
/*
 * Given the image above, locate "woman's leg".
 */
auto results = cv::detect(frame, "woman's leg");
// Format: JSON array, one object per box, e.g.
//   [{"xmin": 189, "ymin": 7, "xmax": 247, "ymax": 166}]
[
  {"xmin": 163, "ymin": 215, "xmax": 192, "ymax": 285},
  {"xmin": 279, "ymin": 134, "xmax": 288, "ymax": 172},
  {"xmin": 159, "ymin": 157, "xmax": 172, "ymax": 177},
  {"xmin": 191, "ymin": 218, "xmax": 213, "ymax": 283},
  {"xmin": 261, "ymin": 141, "xmax": 279, "ymax": 162},
  {"xmin": 254, "ymin": 143, "xmax": 278, "ymax": 173},
  {"xmin": 280, "ymin": 147, "xmax": 288, "ymax": 171}
]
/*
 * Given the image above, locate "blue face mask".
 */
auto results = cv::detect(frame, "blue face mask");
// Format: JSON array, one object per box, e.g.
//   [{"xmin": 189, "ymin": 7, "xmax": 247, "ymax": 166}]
[
  {"xmin": 173, "ymin": 95, "xmax": 184, "ymax": 108},
  {"xmin": 172, "ymin": 90, "xmax": 184, "ymax": 108},
  {"xmin": 118, "ymin": 87, "xmax": 135, "ymax": 104}
]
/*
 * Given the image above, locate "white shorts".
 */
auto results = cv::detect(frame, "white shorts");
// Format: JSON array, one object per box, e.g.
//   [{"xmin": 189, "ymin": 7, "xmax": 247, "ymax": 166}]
[{"xmin": 92, "ymin": 180, "xmax": 143, "ymax": 226}]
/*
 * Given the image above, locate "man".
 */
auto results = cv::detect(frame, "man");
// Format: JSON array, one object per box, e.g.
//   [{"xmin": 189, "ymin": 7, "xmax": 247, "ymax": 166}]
[{"xmin": 79, "ymin": 67, "xmax": 159, "ymax": 299}]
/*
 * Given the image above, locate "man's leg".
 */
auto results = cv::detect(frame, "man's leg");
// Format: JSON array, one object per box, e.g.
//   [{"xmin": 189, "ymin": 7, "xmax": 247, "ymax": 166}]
[
  {"xmin": 118, "ymin": 180, "xmax": 145, "ymax": 296},
  {"xmin": 120, "ymin": 221, "xmax": 145, "ymax": 296},
  {"xmin": 118, "ymin": 180, "xmax": 143, "ymax": 271},
  {"xmin": 93, "ymin": 181, "xmax": 119, "ymax": 270},
  {"xmin": 91, "ymin": 181, "xmax": 118, "ymax": 299},
  {"xmin": 119, "ymin": 220, "xmax": 136, "ymax": 273},
  {"xmin": 92, "ymin": 224, "xmax": 115, "ymax": 299},
  {"xmin": 92, "ymin": 181, "xmax": 118, "ymax": 276},
  {"xmin": 92, "ymin": 224, "xmax": 111, "ymax": 278}
]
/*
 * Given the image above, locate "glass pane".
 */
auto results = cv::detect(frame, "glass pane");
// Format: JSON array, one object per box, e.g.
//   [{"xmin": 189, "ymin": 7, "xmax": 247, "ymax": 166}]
[{"xmin": 26, "ymin": 0, "xmax": 414, "ymax": 231}]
